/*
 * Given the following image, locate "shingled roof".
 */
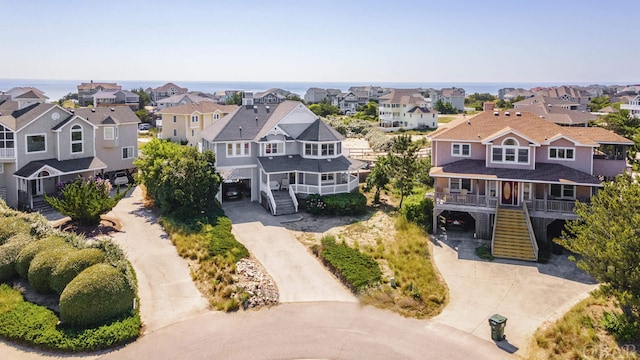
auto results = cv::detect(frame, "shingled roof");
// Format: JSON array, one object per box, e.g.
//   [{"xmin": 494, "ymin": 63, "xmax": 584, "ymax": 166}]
[{"xmin": 297, "ymin": 119, "xmax": 344, "ymax": 142}]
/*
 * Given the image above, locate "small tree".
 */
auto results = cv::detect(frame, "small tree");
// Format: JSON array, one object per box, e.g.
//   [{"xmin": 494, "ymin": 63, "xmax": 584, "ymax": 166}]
[
  {"xmin": 388, "ymin": 134, "xmax": 419, "ymax": 208},
  {"xmin": 45, "ymin": 177, "xmax": 128, "ymax": 226},
  {"xmin": 366, "ymin": 156, "xmax": 391, "ymax": 204},
  {"xmin": 562, "ymin": 174, "xmax": 640, "ymax": 319}
]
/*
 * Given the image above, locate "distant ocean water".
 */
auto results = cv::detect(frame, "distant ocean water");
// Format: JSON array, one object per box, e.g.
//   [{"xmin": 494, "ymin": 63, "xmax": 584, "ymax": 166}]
[{"xmin": 0, "ymin": 78, "xmax": 628, "ymax": 103}]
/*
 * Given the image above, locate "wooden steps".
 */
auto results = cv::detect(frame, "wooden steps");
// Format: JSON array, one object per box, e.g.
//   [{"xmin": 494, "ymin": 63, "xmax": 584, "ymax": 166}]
[
  {"xmin": 492, "ymin": 208, "xmax": 537, "ymax": 261},
  {"xmin": 271, "ymin": 191, "xmax": 297, "ymax": 216}
]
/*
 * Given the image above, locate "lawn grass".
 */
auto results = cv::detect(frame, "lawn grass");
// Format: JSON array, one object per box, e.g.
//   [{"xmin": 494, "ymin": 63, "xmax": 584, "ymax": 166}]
[
  {"xmin": 437, "ymin": 115, "xmax": 458, "ymax": 124},
  {"xmin": 527, "ymin": 290, "xmax": 639, "ymax": 359}
]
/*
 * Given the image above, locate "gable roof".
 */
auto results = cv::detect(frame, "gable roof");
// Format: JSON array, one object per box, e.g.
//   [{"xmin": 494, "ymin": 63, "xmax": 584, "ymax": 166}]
[
  {"xmin": 11, "ymin": 103, "xmax": 59, "ymax": 130},
  {"xmin": 297, "ymin": 119, "xmax": 344, "ymax": 142},
  {"xmin": 428, "ymin": 110, "xmax": 600, "ymax": 146},
  {"xmin": 379, "ymin": 89, "xmax": 425, "ymax": 105},
  {"xmin": 157, "ymin": 93, "xmax": 213, "ymax": 105},
  {"xmin": 158, "ymin": 102, "xmax": 237, "ymax": 115},
  {"xmin": 13, "ymin": 89, "xmax": 49, "ymax": 100},
  {"xmin": 73, "ymin": 107, "xmax": 140, "ymax": 125},
  {"xmin": 514, "ymin": 102, "xmax": 596, "ymax": 125},
  {"xmin": 14, "ymin": 157, "xmax": 107, "ymax": 179},
  {"xmin": 77, "ymin": 82, "xmax": 121, "ymax": 91},
  {"xmin": 152, "ymin": 82, "xmax": 188, "ymax": 92}
]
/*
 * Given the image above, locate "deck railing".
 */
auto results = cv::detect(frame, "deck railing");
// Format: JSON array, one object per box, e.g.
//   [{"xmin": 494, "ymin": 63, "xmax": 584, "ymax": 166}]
[{"xmin": 433, "ymin": 191, "xmax": 576, "ymax": 214}]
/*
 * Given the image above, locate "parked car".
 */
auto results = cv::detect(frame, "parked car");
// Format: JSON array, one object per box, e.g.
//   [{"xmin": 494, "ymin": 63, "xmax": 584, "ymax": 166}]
[
  {"xmin": 111, "ymin": 171, "xmax": 130, "ymax": 186},
  {"xmin": 443, "ymin": 211, "xmax": 474, "ymax": 230},
  {"xmin": 138, "ymin": 123, "xmax": 152, "ymax": 131},
  {"xmin": 223, "ymin": 181, "xmax": 243, "ymax": 200}
]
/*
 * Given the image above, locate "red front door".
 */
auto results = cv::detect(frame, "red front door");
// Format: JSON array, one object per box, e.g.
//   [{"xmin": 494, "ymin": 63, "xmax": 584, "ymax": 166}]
[{"xmin": 501, "ymin": 181, "xmax": 519, "ymax": 206}]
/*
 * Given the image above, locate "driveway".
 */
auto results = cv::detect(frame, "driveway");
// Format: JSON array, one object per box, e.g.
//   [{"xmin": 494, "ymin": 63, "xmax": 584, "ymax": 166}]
[
  {"xmin": 431, "ymin": 231, "xmax": 597, "ymax": 355},
  {"xmin": 108, "ymin": 187, "xmax": 210, "ymax": 333},
  {"xmin": 223, "ymin": 199, "xmax": 357, "ymax": 303}
]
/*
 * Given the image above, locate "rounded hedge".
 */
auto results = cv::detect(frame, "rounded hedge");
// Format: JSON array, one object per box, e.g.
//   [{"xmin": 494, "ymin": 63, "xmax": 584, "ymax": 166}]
[
  {"xmin": 15, "ymin": 236, "xmax": 67, "ymax": 278},
  {"xmin": 0, "ymin": 214, "xmax": 32, "ymax": 245},
  {"xmin": 0, "ymin": 234, "xmax": 32, "ymax": 282},
  {"xmin": 50, "ymin": 248, "xmax": 105, "ymax": 294},
  {"xmin": 60, "ymin": 263, "xmax": 135, "ymax": 327},
  {"xmin": 28, "ymin": 246, "xmax": 72, "ymax": 294}
]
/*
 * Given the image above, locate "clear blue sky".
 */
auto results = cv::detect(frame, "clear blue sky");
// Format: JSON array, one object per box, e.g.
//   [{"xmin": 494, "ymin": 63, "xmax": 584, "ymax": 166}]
[{"xmin": 2, "ymin": 0, "xmax": 639, "ymax": 83}]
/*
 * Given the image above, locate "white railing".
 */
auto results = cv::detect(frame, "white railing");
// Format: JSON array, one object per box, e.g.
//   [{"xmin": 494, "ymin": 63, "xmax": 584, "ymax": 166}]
[
  {"xmin": 261, "ymin": 181, "xmax": 277, "ymax": 215},
  {"xmin": 289, "ymin": 185, "xmax": 298, "ymax": 212},
  {"xmin": 436, "ymin": 192, "xmax": 574, "ymax": 214},
  {"xmin": 0, "ymin": 148, "xmax": 15, "ymax": 159},
  {"xmin": 291, "ymin": 175, "xmax": 359, "ymax": 195},
  {"xmin": 523, "ymin": 202, "xmax": 539, "ymax": 260}
]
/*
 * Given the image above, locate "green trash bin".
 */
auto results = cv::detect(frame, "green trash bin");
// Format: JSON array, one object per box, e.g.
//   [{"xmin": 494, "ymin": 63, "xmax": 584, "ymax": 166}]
[{"xmin": 489, "ymin": 314, "xmax": 507, "ymax": 341}]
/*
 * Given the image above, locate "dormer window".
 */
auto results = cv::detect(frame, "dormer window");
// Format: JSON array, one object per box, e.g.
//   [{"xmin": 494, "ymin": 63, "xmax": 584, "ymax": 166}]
[
  {"xmin": 265, "ymin": 143, "xmax": 280, "ymax": 155},
  {"xmin": 491, "ymin": 137, "xmax": 529, "ymax": 164}
]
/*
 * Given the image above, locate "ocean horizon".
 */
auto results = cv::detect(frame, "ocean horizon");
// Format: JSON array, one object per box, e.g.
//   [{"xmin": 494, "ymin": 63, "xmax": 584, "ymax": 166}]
[{"xmin": 1, "ymin": 78, "xmax": 635, "ymax": 103}]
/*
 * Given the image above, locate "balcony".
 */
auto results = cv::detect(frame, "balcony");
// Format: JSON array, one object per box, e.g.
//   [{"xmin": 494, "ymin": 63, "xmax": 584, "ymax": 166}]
[
  {"xmin": 0, "ymin": 148, "xmax": 16, "ymax": 159},
  {"xmin": 432, "ymin": 191, "xmax": 577, "ymax": 216}
]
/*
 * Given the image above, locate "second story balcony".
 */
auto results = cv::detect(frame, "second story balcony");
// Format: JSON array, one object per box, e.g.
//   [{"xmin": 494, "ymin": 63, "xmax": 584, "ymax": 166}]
[{"xmin": 0, "ymin": 147, "xmax": 16, "ymax": 159}]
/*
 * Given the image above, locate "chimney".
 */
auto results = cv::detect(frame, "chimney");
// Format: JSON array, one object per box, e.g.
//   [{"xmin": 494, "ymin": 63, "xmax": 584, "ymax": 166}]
[{"xmin": 483, "ymin": 102, "xmax": 495, "ymax": 112}]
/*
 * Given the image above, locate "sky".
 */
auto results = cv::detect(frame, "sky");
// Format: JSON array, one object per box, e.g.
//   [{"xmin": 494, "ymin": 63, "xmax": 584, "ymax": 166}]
[{"xmin": 2, "ymin": 0, "xmax": 639, "ymax": 83}]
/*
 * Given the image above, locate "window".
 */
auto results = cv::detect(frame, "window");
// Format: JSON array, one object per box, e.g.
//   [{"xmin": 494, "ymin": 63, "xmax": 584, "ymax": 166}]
[
  {"xmin": 321, "ymin": 143, "xmax": 335, "ymax": 156},
  {"xmin": 122, "ymin": 146, "xmax": 134, "ymax": 159},
  {"xmin": 227, "ymin": 142, "xmax": 250, "ymax": 157},
  {"xmin": 450, "ymin": 178, "xmax": 472, "ymax": 192},
  {"xmin": 549, "ymin": 147, "xmax": 575, "ymax": 160},
  {"xmin": 305, "ymin": 143, "xmax": 318, "ymax": 156},
  {"xmin": 191, "ymin": 129, "xmax": 195, "ymax": 137},
  {"xmin": 173, "ymin": 115, "xmax": 177, "ymax": 123},
  {"xmin": 104, "ymin": 127, "xmax": 116, "ymax": 140},
  {"xmin": 265, "ymin": 143, "xmax": 280, "ymax": 155},
  {"xmin": 191, "ymin": 115, "xmax": 198, "ymax": 126},
  {"xmin": 26, "ymin": 134, "xmax": 46, "ymax": 153},
  {"xmin": 550, "ymin": 184, "xmax": 575, "ymax": 199},
  {"xmin": 452, "ymin": 143, "xmax": 470, "ymax": 157},
  {"xmin": 214, "ymin": 113, "xmax": 220, "ymax": 120},
  {"xmin": 0, "ymin": 125, "xmax": 14, "ymax": 152},
  {"xmin": 491, "ymin": 138, "xmax": 529, "ymax": 164},
  {"xmin": 321, "ymin": 173, "xmax": 335, "ymax": 182},
  {"xmin": 71, "ymin": 125, "xmax": 83, "ymax": 153},
  {"xmin": 173, "ymin": 129, "xmax": 177, "ymax": 137},
  {"xmin": 487, "ymin": 181, "xmax": 497, "ymax": 197}
]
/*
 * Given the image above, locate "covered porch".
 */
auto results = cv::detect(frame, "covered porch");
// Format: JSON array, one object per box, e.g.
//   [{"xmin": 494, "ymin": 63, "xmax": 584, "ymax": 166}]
[{"xmin": 14, "ymin": 157, "xmax": 106, "ymax": 211}]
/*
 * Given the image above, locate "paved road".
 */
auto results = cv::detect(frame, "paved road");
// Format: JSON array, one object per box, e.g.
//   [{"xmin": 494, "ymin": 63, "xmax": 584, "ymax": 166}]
[
  {"xmin": 99, "ymin": 302, "xmax": 512, "ymax": 360},
  {"xmin": 224, "ymin": 200, "xmax": 357, "ymax": 303}
]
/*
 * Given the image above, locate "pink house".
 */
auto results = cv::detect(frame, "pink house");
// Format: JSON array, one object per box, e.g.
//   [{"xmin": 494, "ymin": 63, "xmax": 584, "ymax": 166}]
[{"xmin": 428, "ymin": 110, "xmax": 632, "ymax": 261}]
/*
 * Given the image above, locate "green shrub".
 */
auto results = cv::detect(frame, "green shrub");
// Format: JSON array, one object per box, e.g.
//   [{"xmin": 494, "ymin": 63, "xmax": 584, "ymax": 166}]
[
  {"xmin": 15, "ymin": 236, "xmax": 67, "ymax": 278},
  {"xmin": 60, "ymin": 263, "xmax": 134, "ymax": 327},
  {"xmin": 475, "ymin": 246, "xmax": 494, "ymax": 261},
  {"xmin": 207, "ymin": 217, "xmax": 249, "ymax": 262},
  {"xmin": 306, "ymin": 192, "xmax": 367, "ymax": 216},
  {"xmin": 602, "ymin": 311, "xmax": 639, "ymax": 343},
  {"xmin": 50, "ymin": 248, "xmax": 106, "ymax": 294},
  {"xmin": 28, "ymin": 246, "xmax": 72, "ymax": 294},
  {"xmin": 0, "ymin": 214, "xmax": 32, "ymax": 245},
  {"xmin": 0, "ymin": 234, "xmax": 32, "ymax": 282},
  {"xmin": 400, "ymin": 195, "xmax": 433, "ymax": 233},
  {"xmin": 0, "ymin": 285, "xmax": 140, "ymax": 351},
  {"xmin": 320, "ymin": 236, "xmax": 381, "ymax": 292}
]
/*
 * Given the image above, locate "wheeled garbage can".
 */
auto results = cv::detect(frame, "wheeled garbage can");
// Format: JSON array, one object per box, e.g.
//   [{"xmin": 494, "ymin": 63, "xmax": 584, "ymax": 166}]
[{"xmin": 489, "ymin": 314, "xmax": 507, "ymax": 341}]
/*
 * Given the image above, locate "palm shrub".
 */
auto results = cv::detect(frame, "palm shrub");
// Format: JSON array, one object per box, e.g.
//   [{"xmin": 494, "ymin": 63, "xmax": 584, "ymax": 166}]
[
  {"xmin": 50, "ymin": 248, "xmax": 105, "ymax": 294},
  {"xmin": 45, "ymin": 177, "xmax": 128, "ymax": 226},
  {"xmin": 28, "ymin": 246, "xmax": 73, "ymax": 294},
  {"xmin": 60, "ymin": 263, "xmax": 135, "ymax": 327},
  {"xmin": 15, "ymin": 235, "xmax": 67, "ymax": 278},
  {"xmin": 0, "ymin": 234, "xmax": 32, "ymax": 281}
]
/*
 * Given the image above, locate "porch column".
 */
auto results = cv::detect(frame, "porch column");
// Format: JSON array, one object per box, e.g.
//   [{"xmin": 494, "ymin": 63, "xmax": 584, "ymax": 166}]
[{"xmin": 318, "ymin": 173, "xmax": 322, "ymax": 195}]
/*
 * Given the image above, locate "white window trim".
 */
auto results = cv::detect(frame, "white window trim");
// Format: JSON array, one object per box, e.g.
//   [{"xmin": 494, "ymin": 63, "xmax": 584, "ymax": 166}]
[
  {"xmin": 304, "ymin": 142, "xmax": 338, "ymax": 159},
  {"xmin": 71, "ymin": 125, "xmax": 83, "ymax": 154},
  {"xmin": 491, "ymin": 138, "xmax": 530, "ymax": 165},
  {"xmin": 122, "ymin": 146, "xmax": 134, "ymax": 160},
  {"xmin": 227, "ymin": 142, "xmax": 251, "ymax": 157},
  {"xmin": 190, "ymin": 115, "xmax": 199, "ymax": 128},
  {"xmin": 548, "ymin": 146, "xmax": 575, "ymax": 161},
  {"xmin": 264, "ymin": 142, "xmax": 281, "ymax": 156},
  {"xmin": 104, "ymin": 127, "xmax": 116, "ymax": 140},
  {"xmin": 449, "ymin": 178, "xmax": 472, "ymax": 192},
  {"xmin": 214, "ymin": 113, "xmax": 220, "ymax": 120},
  {"xmin": 25, "ymin": 133, "xmax": 47, "ymax": 154},
  {"xmin": 550, "ymin": 184, "xmax": 575, "ymax": 200},
  {"xmin": 451, "ymin": 143, "xmax": 471, "ymax": 157},
  {"xmin": 321, "ymin": 173, "xmax": 335, "ymax": 184}
]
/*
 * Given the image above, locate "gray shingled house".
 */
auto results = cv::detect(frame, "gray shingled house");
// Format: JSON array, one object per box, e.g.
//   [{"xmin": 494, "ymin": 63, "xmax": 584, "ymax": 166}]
[
  {"xmin": 200, "ymin": 97, "xmax": 364, "ymax": 215},
  {"xmin": 0, "ymin": 101, "xmax": 139, "ymax": 211}
]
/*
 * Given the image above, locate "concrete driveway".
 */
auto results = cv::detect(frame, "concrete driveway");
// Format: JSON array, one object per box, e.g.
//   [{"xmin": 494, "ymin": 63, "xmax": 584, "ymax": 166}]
[
  {"xmin": 223, "ymin": 200, "xmax": 357, "ymax": 303},
  {"xmin": 431, "ymin": 231, "xmax": 597, "ymax": 355},
  {"xmin": 108, "ymin": 187, "xmax": 210, "ymax": 333}
]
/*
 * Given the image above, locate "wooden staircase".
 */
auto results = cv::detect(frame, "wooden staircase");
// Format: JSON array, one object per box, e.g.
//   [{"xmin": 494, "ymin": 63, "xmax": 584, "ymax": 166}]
[
  {"xmin": 271, "ymin": 191, "xmax": 297, "ymax": 216},
  {"xmin": 492, "ymin": 207, "xmax": 537, "ymax": 261}
]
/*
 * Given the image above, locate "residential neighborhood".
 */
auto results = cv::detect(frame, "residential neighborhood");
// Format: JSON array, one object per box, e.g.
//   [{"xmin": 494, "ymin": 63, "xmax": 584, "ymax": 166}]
[{"xmin": 1, "ymin": 79, "xmax": 640, "ymax": 360}]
